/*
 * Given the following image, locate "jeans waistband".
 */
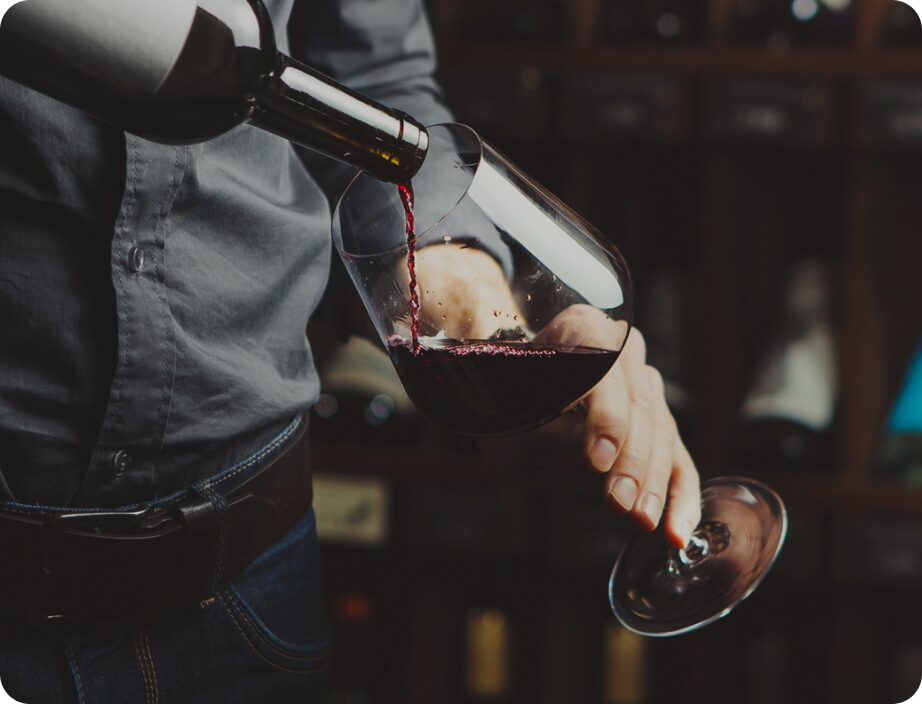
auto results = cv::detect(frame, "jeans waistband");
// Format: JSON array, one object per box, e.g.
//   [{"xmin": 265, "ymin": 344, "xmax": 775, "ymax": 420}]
[{"xmin": 0, "ymin": 414, "xmax": 304, "ymax": 517}]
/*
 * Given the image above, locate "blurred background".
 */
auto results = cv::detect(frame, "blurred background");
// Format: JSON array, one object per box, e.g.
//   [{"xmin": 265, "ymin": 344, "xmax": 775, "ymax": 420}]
[{"xmin": 308, "ymin": 0, "xmax": 922, "ymax": 702}]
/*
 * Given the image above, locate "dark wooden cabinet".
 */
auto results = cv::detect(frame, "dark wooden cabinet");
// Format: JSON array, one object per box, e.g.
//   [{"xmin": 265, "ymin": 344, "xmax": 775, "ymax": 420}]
[{"xmin": 315, "ymin": 1, "xmax": 922, "ymax": 701}]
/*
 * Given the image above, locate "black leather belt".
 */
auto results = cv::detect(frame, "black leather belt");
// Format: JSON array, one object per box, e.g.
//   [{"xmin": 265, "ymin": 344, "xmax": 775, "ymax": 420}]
[{"xmin": 0, "ymin": 417, "xmax": 312, "ymax": 626}]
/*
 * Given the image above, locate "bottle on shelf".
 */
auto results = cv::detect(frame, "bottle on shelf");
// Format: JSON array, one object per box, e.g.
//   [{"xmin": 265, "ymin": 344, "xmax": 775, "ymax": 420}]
[
  {"xmin": 310, "ymin": 336, "xmax": 419, "ymax": 445},
  {"xmin": 731, "ymin": 0, "xmax": 853, "ymax": 50},
  {"xmin": 600, "ymin": 622, "xmax": 649, "ymax": 704},
  {"xmin": 732, "ymin": 261, "xmax": 837, "ymax": 472},
  {"xmin": 600, "ymin": 0, "xmax": 705, "ymax": 44},
  {"xmin": 465, "ymin": 607, "xmax": 513, "ymax": 703},
  {"xmin": 0, "ymin": 0, "xmax": 427, "ymax": 182},
  {"xmin": 456, "ymin": 0, "xmax": 567, "ymax": 43},
  {"xmin": 746, "ymin": 630, "xmax": 790, "ymax": 704},
  {"xmin": 879, "ymin": 1, "xmax": 922, "ymax": 47},
  {"xmin": 873, "ymin": 341, "xmax": 922, "ymax": 485},
  {"xmin": 640, "ymin": 268, "xmax": 695, "ymax": 441},
  {"xmin": 327, "ymin": 592, "xmax": 377, "ymax": 704},
  {"xmin": 891, "ymin": 642, "xmax": 922, "ymax": 704}
]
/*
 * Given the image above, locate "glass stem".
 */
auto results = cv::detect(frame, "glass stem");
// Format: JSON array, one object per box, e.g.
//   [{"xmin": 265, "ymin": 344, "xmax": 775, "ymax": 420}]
[{"xmin": 666, "ymin": 520, "xmax": 731, "ymax": 577}]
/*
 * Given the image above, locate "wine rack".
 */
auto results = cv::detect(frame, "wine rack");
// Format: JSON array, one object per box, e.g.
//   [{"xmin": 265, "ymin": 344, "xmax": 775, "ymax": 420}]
[{"xmin": 313, "ymin": 0, "xmax": 922, "ymax": 701}]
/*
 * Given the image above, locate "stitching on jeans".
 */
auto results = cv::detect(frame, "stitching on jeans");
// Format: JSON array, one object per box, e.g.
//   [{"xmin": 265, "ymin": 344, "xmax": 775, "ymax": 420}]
[
  {"xmin": 65, "ymin": 638, "xmax": 86, "ymax": 704},
  {"xmin": 218, "ymin": 595, "xmax": 330, "ymax": 675},
  {"xmin": 0, "ymin": 505, "xmax": 44, "ymax": 516},
  {"xmin": 132, "ymin": 627, "xmax": 151, "ymax": 704},
  {"xmin": 142, "ymin": 628, "xmax": 160, "ymax": 704},
  {"xmin": 221, "ymin": 590, "xmax": 329, "ymax": 663},
  {"xmin": 133, "ymin": 625, "xmax": 160, "ymax": 704},
  {"xmin": 223, "ymin": 591, "xmax": 313, "ymax": 661}
]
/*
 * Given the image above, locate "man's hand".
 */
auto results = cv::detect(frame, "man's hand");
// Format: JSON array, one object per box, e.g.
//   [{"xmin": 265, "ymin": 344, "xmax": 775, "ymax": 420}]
[
  {"xmin": 530, "ymin": 305, "xmax": 700, "ymax": 549},
  {"xmin": 412, "ymin": 244, "xmax": 702, "ymax": 548}
]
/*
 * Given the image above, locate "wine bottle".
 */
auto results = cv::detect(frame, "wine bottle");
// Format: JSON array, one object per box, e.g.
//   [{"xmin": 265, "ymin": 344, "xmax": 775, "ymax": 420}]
[
  {"xmin": 600, "ymin": 0, "xmax": 704, "ymax": 44},
  {"xmin": 465, "ymin": 608, "xmax": 513, "ymax": 702},
  {"xmin": 880, "ymin": 1, "xmax": 922, "ymax": 47},
  {"xmin": 873, "ymin": 341, "xmax": 922, "ymax": 485},
  {"xmin": 891, "ymin": 643, "xmax": 922, "ymax": 704},
  {"xmin": 732, "ymin": 0, "xmax": 853, "ymax": 49},
  {"xmin": 746, "ymin": 631, "xmax": 789, "ymax": 704},
  {"xmin": 0, "ymin": 0, "xmax": 428, "ymax": 183},
  {"xmin": 641, "ymin": 269, "xmax": 695, "ymax": 439},
  {"xmin": 600, "ymin": 623, "xmax": 648, "ymax": 704},
  {"xmin": 457, "ymin": 0, "xmax": 566, "ymax": 43},
  {"xmin": 733, "ymin": 261, "xmax": 837, "ymax": 471},
  {"xmin": 329, "ymin": 591, "xmax": 377, "ymax": 704},
  {"xmin": 311, "ymin": 336, "xmax": 417, "ymax": 444}
]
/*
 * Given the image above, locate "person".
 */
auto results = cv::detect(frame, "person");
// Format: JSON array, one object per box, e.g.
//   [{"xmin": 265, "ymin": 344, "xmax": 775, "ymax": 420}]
[{"xmin": 0, "ymin": 0, "xmax": 700, "ymax": 701}]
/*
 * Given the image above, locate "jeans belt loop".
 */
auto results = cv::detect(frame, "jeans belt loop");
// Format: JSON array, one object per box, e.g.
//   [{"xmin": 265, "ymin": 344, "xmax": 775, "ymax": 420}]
[{"xmin": 177, "ymin": 484, "xmax": 228, "ymax": 598}]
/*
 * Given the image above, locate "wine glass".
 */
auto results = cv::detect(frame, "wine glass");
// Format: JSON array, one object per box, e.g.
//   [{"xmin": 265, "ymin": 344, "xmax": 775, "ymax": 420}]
[
  {"xmin": 332, "ymin": 123, "xmax": 631, "ymax": 437},
  {"xmin": 610, "ymin": 476, "xmax": 787, "ymax": 636},
  {"xmin": 331, "ymin": 122, "xmax": 786, "ymax": 635}
]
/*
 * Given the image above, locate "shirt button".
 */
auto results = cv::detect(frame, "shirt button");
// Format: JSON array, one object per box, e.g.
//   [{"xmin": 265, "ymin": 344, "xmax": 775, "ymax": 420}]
[
  {"xmin": 128, "ymin": 245, "xmax": 145, "ymax": 274},
  {"xmin": 111, "ymin": 450, "xmax": 131, "ymax": 477}
]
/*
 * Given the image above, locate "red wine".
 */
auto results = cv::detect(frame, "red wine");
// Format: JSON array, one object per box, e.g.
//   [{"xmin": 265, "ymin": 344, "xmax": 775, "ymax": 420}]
[
  {"xmin": 387, "ymin": 338, "xmax": 619, "ymax": 437},
  {"xmin": 0, "ymin": 0, "xmax": 427, "ymax": 182},
  {"xmin": 398, "ymin": 182, "xmax": 421, "ymax": 352}
]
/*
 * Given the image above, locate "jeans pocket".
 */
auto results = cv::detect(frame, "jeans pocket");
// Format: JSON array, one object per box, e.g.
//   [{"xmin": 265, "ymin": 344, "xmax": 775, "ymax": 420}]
[{"xmin": 218, "ymin": 508, "xmax": 331, "ymax": 674}]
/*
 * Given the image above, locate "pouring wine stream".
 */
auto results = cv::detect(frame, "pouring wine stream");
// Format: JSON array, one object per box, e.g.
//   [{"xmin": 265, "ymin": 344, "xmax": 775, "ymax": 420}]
[{"xmin": 397, "ymin": 182, "xmax": 421, "ymax": 353}]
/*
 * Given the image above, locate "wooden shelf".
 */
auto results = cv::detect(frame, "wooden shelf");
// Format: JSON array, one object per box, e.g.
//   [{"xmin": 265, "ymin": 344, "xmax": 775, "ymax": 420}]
[
  {"xmin": 312, "ymin": 442, "xmax": 922, "ymax": 515},
  {"xmin": 332, "ymin": 2, "xmax": 922, "ymax": 702},
  {"xmin": 751, "ymin": 471, "xmax": 922, "ymax": 515},
  {"xmin": 441, "ymin": 45, "xmax": 922, "ymax": 76}
]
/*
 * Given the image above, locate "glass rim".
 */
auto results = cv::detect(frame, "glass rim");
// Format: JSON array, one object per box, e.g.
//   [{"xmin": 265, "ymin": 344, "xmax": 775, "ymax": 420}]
[{"xmin": 331, "ymin": 121, "xmax": 484, "ymax": 260}]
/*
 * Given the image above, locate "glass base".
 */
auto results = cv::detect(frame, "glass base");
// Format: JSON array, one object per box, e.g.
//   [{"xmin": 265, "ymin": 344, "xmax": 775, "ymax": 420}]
[{"xmin": 609, "ymin": 477, "xmax": 787, "ymax": 637}]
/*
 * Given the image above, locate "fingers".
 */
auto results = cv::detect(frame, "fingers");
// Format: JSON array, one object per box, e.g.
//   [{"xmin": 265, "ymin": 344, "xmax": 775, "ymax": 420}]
[
  {"xmin": 580, "ymin": 327, "xmax": 702, "ymax": 548},
  {"xmin": 602, "ymin": 364, "xmax": 669, "ymax": 529},
  {"xmin": 583, "ymin": 328, "xmax": 647, "ymax": 473},
  {"xmin": 663, "ymin": 436, "xmax": 702, "ymax": 549},
  {"xmin": 583, "ymin": 362, "xmax": 631, "ymax": 473}
]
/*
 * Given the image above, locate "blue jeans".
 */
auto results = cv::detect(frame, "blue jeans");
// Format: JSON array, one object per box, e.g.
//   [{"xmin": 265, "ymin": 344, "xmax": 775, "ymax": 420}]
[{"xmin": 0, "ymin": 434, "xmax": 330, "ymax": 703}]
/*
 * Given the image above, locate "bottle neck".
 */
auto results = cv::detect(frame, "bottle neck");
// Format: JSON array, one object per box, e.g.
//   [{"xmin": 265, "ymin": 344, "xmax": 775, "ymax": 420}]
[{"xmin": 251, "ymin": 54, "xmax": 428, "ymax": 183}]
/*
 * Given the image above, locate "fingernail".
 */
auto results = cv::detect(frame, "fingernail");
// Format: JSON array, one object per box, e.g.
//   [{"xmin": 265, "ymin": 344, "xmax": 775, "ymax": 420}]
[
  {"xmin": 639, "ymin": 493, "xmax": 663, "ymax": 524},
  {"xmin": 680, "ymin": 519, "xmax": 696, "ymax": 545},
  {"xmin": 610, "ymin": 476, "xmax": 638, "ymax": 510},
  {"xmin": 589, "ymin": 437, "xmax": 617, "ymax": 472}
]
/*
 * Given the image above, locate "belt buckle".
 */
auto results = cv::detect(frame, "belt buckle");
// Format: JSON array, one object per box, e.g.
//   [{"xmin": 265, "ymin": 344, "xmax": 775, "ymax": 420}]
[{"xmin": 34, "ymin": 506, "xmax": 169, "ymax": 626}]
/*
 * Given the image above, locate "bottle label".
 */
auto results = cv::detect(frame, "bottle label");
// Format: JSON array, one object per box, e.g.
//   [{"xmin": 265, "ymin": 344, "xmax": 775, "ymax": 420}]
[{"xmin": 2, "ymin": 0, "xmax": 197, "ymax": 94}]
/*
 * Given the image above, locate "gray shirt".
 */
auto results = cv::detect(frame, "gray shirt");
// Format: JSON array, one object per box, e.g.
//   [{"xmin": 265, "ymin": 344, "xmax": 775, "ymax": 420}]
[{"xmin": 0, "ymin": 0, "xmax": 451, "ymax": 507}]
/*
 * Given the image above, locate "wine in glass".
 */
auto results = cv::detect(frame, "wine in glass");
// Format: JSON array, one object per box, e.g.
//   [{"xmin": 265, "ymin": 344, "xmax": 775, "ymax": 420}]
[{"xmin": 331, "ymin": 123, "xmax": 786, "ymax": 636}]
